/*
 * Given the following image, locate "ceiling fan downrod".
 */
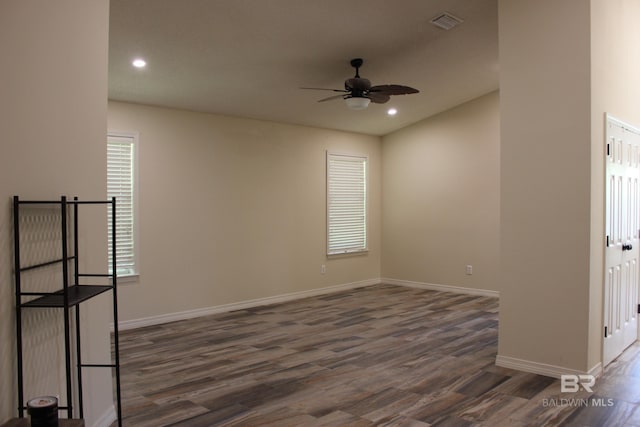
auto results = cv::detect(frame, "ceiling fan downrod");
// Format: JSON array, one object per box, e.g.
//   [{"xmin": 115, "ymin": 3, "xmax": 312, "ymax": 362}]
[{"xmin": 350, "ymin": 58, "xmax": 363, "ymax": 78}]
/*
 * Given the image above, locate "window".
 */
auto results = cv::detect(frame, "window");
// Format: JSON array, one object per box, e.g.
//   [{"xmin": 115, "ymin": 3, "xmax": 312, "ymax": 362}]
[
  {"xmin": 107, "ymin": 131, "xmax": 138, "ymax": 278},
  {"xmin": 327, "ymin": 152, "xmax": 368, "ymax": 255}
]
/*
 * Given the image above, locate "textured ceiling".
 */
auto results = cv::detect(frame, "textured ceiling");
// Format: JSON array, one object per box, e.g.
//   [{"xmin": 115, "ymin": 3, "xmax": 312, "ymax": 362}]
[{"xmin": 109, "ymin": 0, "xmax": 498, "ymax": 136}]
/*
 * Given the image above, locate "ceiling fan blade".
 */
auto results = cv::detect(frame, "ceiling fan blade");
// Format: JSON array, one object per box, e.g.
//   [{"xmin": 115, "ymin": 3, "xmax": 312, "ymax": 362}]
[
  {"xmin": 345, "ymin": 78, "xmax": 371, "ymax": 91},
  {"xmin": 317, "ymin": 94, "xmax": 346, "ymax": 103},
  {"xmin": 370, "ymin": 84, "xmax": 419, "ymax": 95},
  {"xmin": 369, "ymin": 93, "xmax": 390, "ymax": 104},
  {"xmin": 300, "ymin": 87, "xmax": 348, "ymax": 93}
]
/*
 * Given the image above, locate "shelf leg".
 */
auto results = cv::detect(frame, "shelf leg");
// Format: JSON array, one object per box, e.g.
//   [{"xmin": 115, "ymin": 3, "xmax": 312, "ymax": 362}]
[
  {"xmin": 13, "ymin": 196, "xmax": 25, "ymax": 417},
  {"xmin": 61, "ymin": 196, "xmax": 73, "ymax": 418}
]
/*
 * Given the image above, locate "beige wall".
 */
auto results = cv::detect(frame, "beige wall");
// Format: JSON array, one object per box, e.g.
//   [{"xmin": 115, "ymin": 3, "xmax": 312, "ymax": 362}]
[
  {"xmin": 589, "ymin": 0, "xmax": 640, "ymax": 369},
  {"xmin": 107, "ymin": 102, "xmax": 381, "ymax": 322},
  {"xmin": 498, "ymin": 0, "xmax": 593, "ymax": 371},
  {"xmin": 381, "ymin": 92, "xmax": 500, "ymax": 292},
  {"xmin": 0, "ymin": 1, "xmax": 112, "ymax": 425}
]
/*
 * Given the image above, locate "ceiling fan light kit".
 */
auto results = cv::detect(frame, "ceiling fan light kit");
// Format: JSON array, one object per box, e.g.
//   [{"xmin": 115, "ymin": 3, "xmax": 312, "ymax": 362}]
[
  {"xmin": 302, "ymin": 58, "xmax": 419, "ymax": 111},
  {"xmin": 345, "ymin": 97, "xmax": 371, "ymax": 110}
]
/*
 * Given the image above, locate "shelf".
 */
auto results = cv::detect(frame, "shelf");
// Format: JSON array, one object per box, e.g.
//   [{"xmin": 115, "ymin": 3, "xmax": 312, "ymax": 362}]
[
  {"xmin": 13, "ymin": 196, "xmax": 122, "ymax": 425},
  {"xmin": 21, "ymin": 285, "xmax": 112, "ymax": 308}
]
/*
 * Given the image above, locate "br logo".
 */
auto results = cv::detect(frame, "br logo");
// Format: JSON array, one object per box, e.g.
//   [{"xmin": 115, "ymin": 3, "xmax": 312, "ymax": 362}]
[{"xmin": 560, "ymin": 374, "xmax": 595, "ymax": 393}]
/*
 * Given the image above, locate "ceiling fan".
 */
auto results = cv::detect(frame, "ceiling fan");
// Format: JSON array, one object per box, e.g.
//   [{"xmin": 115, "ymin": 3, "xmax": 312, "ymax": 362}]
[{"xmin": 302, "ymin": 58, "xmax": 419, "ymax": 110}]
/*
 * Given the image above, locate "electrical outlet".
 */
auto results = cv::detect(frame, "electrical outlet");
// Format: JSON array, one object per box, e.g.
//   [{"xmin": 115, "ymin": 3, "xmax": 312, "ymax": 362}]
[
  {"xmin": 465, "ymin": 265, "xmax": 473, "ymax": 275},
  {"xmin": 321, "ymin": 264, "xmax": 326, "ymax": 274}
]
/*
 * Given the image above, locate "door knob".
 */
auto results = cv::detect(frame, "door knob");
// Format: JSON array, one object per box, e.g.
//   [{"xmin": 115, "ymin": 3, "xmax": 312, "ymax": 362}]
[{"xmin": 623, "ymin": 243, "xmax": 633, "ymax": 251}]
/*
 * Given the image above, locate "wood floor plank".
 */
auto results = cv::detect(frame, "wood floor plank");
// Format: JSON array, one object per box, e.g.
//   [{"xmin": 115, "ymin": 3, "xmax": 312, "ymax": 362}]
[{"xmin": 111, "ymin": 284, "xmax": 640, "ymax": 426}]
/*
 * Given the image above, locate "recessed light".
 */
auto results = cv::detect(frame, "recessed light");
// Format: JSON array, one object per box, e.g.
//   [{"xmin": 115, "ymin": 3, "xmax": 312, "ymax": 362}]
[
  {"xmin": 387, "ymin": 108, "xmax": 398, "ymax": 116},
  {"xmin": 132, "ymin": 58, "xmax": 147, "ymax": 68}
]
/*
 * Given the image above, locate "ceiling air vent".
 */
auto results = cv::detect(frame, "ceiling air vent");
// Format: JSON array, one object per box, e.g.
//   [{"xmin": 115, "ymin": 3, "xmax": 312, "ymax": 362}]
[{"xmin": 430, "ymin": 12, "xmax": 463, "ymax": 30}]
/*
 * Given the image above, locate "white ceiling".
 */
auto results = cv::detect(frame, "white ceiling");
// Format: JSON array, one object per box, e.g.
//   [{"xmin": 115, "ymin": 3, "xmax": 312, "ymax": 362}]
[{"xmin": 108, "ymin": 0, "xmax": 498, "ymax": 136}]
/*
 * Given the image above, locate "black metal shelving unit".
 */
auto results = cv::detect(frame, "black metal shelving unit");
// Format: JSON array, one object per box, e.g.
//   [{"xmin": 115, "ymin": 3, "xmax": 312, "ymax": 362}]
[{"xmin": 13, "ymin": 195, "xmax": 122, "ymax": 426}]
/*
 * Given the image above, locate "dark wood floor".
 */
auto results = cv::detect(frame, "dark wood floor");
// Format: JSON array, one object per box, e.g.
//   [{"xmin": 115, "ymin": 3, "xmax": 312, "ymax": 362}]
[{"xmin": 111, "ymin": 284, "xmax": 640, "ymax": 426}]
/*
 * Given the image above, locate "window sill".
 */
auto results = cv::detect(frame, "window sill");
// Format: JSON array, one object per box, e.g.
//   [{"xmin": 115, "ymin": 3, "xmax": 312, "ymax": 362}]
[{"xmin": 327, "ymin": 249, "xmax": 369, "ymax": 258}]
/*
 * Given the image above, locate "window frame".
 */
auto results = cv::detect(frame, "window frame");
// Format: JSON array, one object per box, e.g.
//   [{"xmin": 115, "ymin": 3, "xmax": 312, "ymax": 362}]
[
  {"xmin": 107, "ymin": 130, "xmax": 139, "ymax": 282},
  {"xmin": 326, "ymin": 151, "xmax": 369, "ymax": 256}
]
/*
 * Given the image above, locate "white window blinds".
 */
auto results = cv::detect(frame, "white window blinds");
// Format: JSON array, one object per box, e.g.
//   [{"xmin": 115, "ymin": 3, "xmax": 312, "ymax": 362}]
[
  {"xmin": 107, "ymin": 133, "xmax": 137, "ymax": 276},
  {"xmin": 327, "ymin": 152, "xmax": 368, "ymax": 255}
]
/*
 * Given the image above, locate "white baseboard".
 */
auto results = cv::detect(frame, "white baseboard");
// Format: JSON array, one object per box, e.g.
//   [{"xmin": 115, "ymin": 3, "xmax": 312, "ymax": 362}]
[
  {"xmin": 495, "ymin": 355, "xmax": 604, "ymax": 379},
  {"xmin": 116, "ymin": 277, "xmax": 499, "ymax": 331},
  {"xmin": 382, "ymin": 277, "xmax": 499, "ymax": 298},
  {"xmin": 91, "ymin": 404, "xmax": 116, "ymax": 427},
  {"xmin": 589, "ymin": 362, "xmax": 603, "ymax": 378},
  {"xmin": 118, "ymin": 278, "xmax": 380, "ymax": 330}
]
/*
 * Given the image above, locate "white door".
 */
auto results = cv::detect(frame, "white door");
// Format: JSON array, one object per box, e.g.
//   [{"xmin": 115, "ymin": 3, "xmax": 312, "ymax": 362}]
[{"xmin": 604, "ymin": 115, "xmax": 640, "ymax": 366}]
